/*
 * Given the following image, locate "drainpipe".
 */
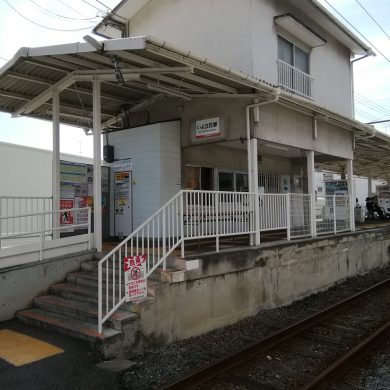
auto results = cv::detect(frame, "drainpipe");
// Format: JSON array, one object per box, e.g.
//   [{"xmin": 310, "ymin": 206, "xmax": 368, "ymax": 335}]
[{"xmin": 246, "ymin": 88, "xmax": 281, "ymax": 245}]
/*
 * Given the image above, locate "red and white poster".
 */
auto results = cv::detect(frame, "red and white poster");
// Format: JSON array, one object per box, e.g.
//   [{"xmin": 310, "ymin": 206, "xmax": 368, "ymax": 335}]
[
  {"xmin": 124, "ymin": 255, "xmax": 147, "ymax": 302},
  {"xmin": 60, "ymin": 199, "xmax": 74, "ymax": 225}
]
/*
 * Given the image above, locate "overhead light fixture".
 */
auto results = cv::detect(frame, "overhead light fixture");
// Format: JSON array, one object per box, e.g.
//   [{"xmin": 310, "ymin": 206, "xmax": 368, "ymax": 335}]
[
  {"xmin": 83, "ymin": 35, "xmax": 104, "ymax": 53},
  {"xmin": 263, "ymin": 143, "xmax": 289, "ymax": 152}
]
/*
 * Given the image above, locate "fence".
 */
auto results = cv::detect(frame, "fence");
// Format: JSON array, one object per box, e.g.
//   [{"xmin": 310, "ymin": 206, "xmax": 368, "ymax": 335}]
[
  {"xmin": 96, "ymin": 189, "xmax": 352, "ymax": 332},
  {"xmin": 0, "ymin": 207, "xmax": 92, "ymax": 263},
  {"xmin": 315, "ymin": 195, "xmax": 350, "ymax": 235},
  {"xmin": 0, "ymin": 196, "xmax": 53, "ymax": 242}
]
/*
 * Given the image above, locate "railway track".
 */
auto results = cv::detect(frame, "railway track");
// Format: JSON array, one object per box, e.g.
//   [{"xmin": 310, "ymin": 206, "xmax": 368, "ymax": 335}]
[{"xmin": 162, "ymin": 278, "xmax": 390, "ymax": 390}]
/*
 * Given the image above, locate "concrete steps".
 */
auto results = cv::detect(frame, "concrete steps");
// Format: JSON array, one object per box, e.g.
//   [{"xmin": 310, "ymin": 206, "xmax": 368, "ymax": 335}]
[
  {"xmin": 16, "ymin": 308, "xmax": 122, "ymax": 358},
  {"xmin": 16, "ymin": 253, "xmax": 196, "ymax": 358}
]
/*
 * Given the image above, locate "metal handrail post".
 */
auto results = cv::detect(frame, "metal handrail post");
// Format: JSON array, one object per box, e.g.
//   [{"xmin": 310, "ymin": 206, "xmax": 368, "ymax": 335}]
[
  {"xmin": 162, "ymin": 208, "xmax": 166, "ymax": 270},
  {"xmin": 180, "ymin": 192, "xmax": 185, "ymax": 258},
  {"xmin": 286, "ymin": 193, "xmax": 291, "ymax": 240},
  {"xmin": 215, "ymin": 192, "xmax": 219, "ymax": 252},
  {"xmin": 39, "ymin": 213, "xmax": 45, "ymax": 261},
  {"xmin": 88, "ymin": 207, "xmax": 92, "ymax": 251}
]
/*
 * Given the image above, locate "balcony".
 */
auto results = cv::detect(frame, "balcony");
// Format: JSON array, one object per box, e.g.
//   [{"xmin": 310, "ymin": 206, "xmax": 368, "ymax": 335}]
[{"xmin": 277, "ymin": 59, "xmax": 313, "ymax": 99}]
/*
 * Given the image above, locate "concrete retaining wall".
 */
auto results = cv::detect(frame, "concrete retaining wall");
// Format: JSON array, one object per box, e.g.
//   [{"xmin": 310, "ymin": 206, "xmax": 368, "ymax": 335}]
[
  {"xmin": 0, "ymin": 251, "xmax": 95, "ymax": 321},
  {"xmin": 133, "ymin": 228, "xmax": 390, "ymax": 349}
]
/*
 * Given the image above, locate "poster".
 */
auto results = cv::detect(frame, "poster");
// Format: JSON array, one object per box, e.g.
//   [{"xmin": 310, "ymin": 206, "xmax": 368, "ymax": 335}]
[
  {"xmin": 60, "ymin": 199, "xmax": 74, "ymax": 232},
  {"xmin": 124, "ymin": 255, "xmax": 147, "ymax": 302}
]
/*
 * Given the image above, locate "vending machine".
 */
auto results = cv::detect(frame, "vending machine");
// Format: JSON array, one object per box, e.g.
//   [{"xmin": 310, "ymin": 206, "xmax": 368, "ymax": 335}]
[{"xmin": 113, "ymin": 159, "xmax": 133, "ymax": 238}]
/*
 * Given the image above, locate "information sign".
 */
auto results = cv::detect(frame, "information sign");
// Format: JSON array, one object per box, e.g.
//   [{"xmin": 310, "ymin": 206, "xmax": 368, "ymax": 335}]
[
  {"xmin": 195, "ymin": 117, "xmax": 220, "ymax": 139},
  {"xmin": 124, "ymin": 255, "xmax": 147, "ymax": 302}
]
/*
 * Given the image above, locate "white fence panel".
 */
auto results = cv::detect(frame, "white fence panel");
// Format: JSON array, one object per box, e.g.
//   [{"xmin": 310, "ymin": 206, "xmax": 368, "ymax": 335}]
[
  {"xmin": 259, "ymin": 194, "xmax": 288, "ymax": 231},
  {"xmin": 290, "ymin": 193, "xmax": 312, "ymax": 238}
]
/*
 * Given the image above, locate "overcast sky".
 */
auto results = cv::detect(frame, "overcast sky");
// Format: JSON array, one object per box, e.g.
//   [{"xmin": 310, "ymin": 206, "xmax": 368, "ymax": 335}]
[{"xmin": 0, "ymin": 0, "xmax": 389, "ymax": 157}]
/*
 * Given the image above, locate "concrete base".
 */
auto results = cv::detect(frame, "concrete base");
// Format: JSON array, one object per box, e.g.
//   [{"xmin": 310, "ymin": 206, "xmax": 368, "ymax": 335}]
[
  {"xmin": 127, "ymin": 228, "xmax": 390, "ymax": 351},
  {"xmin": 0, "ymin": 251, "xmax": 95, "ymax": 321}
]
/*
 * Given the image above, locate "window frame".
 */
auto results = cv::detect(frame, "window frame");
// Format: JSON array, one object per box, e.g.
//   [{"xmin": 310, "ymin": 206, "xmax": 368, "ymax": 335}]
[{"xmin": 277, "ymin": 35, "xmax": 310, "ymax": 75}]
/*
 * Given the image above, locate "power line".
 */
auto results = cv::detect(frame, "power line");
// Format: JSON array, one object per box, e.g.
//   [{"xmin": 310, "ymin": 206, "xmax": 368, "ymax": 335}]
[
  {"xmin": 81, "ymin": 0, "xmax": 106, "ymax": 14},
  {"xmin": 94, "ymin": 0, "xmax": 113, "ymax": 11},
  {"xmin": 355, "ymin": 94, "xmax": 390, "ymax": 117},
  {"xmin": 355, "ymin": 0, "xmax": 390, "ymax": 40},
  {"xmin": 4, "ymin": 0, "xmax": 96, "ymax": 32},
  {"xmin": 323, "ymin": 0, "xmax": 390, "ymax": 65},
  {"xmin": 55, "ymin": 0, "xmax": 89, "ymax": 18},
  {"xmin": 29, "ymin": 0, "xmax": 100, "ymax": 21}
]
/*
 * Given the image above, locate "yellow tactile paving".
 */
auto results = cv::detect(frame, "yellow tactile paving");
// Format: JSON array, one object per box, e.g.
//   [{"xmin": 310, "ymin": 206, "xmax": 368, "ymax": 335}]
[{"xmin": 0, "ymin": 329, "xmax": 63, "ymax": 366}]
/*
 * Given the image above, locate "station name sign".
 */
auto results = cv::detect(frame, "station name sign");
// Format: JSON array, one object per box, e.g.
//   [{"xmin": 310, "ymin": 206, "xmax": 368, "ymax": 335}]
[{"xmin": 195, "ymin": 117, "xmax": 221, "ymax": 139}]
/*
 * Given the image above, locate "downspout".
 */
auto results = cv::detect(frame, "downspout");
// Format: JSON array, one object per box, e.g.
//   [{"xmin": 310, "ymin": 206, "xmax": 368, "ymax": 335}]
[{"xmin": 246, "ymin": 88, "xmax": 281, "ymax": 246}]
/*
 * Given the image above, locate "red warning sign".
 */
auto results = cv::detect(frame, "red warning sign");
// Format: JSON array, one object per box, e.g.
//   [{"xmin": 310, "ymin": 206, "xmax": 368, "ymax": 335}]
[{"xmin": 123, "ymin": 255, "xmax": 147, "ymax": 301}]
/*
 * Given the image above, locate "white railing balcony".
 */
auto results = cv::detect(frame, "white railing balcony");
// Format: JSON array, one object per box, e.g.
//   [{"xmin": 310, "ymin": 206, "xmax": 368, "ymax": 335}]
[{"xmin": 277, "ymin": 60, "xmax": 313, "ymax": 99}]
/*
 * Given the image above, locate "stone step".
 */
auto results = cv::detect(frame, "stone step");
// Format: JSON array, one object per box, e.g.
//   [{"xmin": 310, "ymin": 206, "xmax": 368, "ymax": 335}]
[
  {"xmin": 66, "ymin": 271, "xmax": 164, "ymax": 297},
  {"xmin": 50, "ymin": 282, "xmax": 101, "ymax": 304},
  {"xmin": 34, "ymin": 295, "xmax": 138, "ymax": 331},
  {"xmin": 16, "ymin": 308, "xmax": 122, "ymax": 359}
]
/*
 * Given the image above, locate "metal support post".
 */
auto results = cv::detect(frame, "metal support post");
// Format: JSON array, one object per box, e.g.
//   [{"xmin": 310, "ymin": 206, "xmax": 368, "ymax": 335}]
[
  {"xmin": 307, "ymin": 150, "xmax": 316, "ymax": 237},
  {"xmin": 286, "ymin": 193, "xmax": 291, "ymax": 240},
  {"xmin": 93, "ymin": 78, "xmax": 103, "ymax": 252},
  {"xmin": 251, "ymin": 138, "xmax": 260, "ymax": 245},
  {"xmin": 52, "ymin": 90, "xmax": 60, "ymax": 240},
  {"xmin": 347, "ymin": 159, "xmax": 355, "ymax": 231},
  {"xmin": 368, "ymin": 173, "xmax": 373, "ymax": 197}
]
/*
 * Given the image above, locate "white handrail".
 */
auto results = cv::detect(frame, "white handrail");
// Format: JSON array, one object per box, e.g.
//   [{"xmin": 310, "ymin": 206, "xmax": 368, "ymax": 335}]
[{"xmin": 97, "ymin": 190, "xmax": 352, "ymax": 332}]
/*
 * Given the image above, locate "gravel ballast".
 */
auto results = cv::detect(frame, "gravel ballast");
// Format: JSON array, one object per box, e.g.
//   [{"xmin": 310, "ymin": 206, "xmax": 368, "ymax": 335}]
[{"xmin": 119, "ymin": 265, "xmax": 390, "ymax": 390}]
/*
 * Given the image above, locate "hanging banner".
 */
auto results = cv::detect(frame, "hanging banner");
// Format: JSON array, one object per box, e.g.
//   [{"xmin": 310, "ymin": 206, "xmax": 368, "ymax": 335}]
[{"xmin": 124, "ymin": 255, "xmax": 147, "ymax": 302}]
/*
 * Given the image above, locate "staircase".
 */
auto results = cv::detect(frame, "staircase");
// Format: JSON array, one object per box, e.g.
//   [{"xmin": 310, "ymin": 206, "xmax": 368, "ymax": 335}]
[
  {"xmin": 16, "ymin": 258, "xmax": 167, "ymax": 359},
  {"xmin": 16, "ymin": 257, "xmax": 189, "ymax": 359}
]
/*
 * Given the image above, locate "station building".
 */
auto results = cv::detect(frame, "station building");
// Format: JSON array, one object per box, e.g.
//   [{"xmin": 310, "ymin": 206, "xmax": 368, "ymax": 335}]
[{"xmin": 1, "ymin": 0, "xmax": 390, "ymax": 357}]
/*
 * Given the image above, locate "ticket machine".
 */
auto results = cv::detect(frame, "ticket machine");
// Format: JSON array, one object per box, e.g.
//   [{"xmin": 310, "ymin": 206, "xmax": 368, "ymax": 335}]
[{"xmin": 113, "ymin": 159, "xmax": 133, "ymax": 238}]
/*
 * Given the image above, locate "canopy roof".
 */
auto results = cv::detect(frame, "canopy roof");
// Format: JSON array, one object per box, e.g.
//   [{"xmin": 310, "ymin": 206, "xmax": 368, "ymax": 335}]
[{"xmin": 0, "ymin": 35, "xmax": 388, "ymax": 179}]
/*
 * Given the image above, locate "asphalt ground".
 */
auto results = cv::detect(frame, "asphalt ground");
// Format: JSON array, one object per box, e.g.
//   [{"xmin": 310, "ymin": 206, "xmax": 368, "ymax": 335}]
[{"xmin": 0, "ymin": 319, "xmax": 120, "ymax": 390}]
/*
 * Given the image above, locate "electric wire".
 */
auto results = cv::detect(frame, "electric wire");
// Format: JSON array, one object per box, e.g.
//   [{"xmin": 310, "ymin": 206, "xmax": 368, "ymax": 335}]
[
  {"xmin": 94, "ymin": 0, "xmax": 113, "ymax": 11},
  {"xmin": 0, "ymin": 56, "xmax": 9, "ymax": 61},
  {"xmin": 4, "ymin": 0, "xmax": 96, "ymax": 32},
  {"xmin": 81, "ymin": 0, "xmax": 106, "ymax": 14},
  {"xmin": 323, "ymin": 0, "xmax": 390, "ymax": 64},
  {"xmin": 355, "ymin": 0, "xmax": 390, "ymax": 40},
  {"xmin": 355, "ymin": 93, "xmax": 390, "ymax": 117},
  {"xmin": 29, "ymin": 0, "xmax": 100, "ymax": 21},
  {"xmin": 55, "ymin": 0, "xmax": 89, "ymax": 18}
]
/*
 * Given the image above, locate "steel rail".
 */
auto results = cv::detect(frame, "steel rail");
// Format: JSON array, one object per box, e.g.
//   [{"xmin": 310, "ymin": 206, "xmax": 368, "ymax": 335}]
[
  {"xmin": 301, "ymin": 318, "xmax": 390, "ymax": 389},
  {"xmin": 162, "ymin": 277, "xmax": 390, "ymax": 389}
]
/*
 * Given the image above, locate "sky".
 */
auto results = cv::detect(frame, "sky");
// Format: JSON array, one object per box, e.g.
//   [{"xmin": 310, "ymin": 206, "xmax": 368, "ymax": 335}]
[{"xmin": 0, "ymin": 0, "xmax": 389, "ymax": 157}]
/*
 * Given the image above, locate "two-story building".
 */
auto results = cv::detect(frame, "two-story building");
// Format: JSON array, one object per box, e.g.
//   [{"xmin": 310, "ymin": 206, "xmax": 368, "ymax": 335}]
[{"xmin": 2, "ymin": 0, "xmax": 390, "ymax": 356}]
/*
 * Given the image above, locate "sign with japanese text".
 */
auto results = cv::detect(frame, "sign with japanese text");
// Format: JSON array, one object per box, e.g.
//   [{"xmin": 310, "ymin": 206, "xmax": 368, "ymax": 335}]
[
  {"xmin": 60, "ymin": 199, "xmax": 74, "ymax": 225},
  {"xmin": 195, "ymin": 117, "xmax": 220, "ymax": 139},
  {"xmin": 124, "ymin": 255, "xmax": 147, "ymax": 302}
]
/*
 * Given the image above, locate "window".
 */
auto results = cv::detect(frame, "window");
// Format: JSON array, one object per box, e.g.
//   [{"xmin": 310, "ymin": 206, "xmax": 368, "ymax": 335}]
[
  {"xmin": 278, "ymin": 36, "xmax": 309, "ymax": 74},
  {"xmin": 185, "ymin": 166, "xmax": 214, "ymax": 190},
  {"xmin": 218, "ymin": 171, "xmax": 248, "ymax": 192},
  {"xmin": 277, "ymin": 35, "xmax": 312, "ymax": 97}
]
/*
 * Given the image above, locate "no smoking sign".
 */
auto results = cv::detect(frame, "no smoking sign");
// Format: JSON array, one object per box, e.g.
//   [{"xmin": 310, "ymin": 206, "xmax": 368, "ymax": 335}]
[{"xmin": 123, "ymin": 255, "xmax": 147, "ymax": 302}]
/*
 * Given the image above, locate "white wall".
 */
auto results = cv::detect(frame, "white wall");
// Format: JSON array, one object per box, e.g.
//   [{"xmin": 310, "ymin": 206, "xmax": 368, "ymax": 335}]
[
  {"xmin": 127, "ymin": 0, "xmax": 353, "ymax": 116},
  {"xmin": 106, "ymin": 121, "xmax": 181, "ymax": 232},
  {"xmin": 0, "ymin": 142, "xmax": 92, "ymax": 197}
]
